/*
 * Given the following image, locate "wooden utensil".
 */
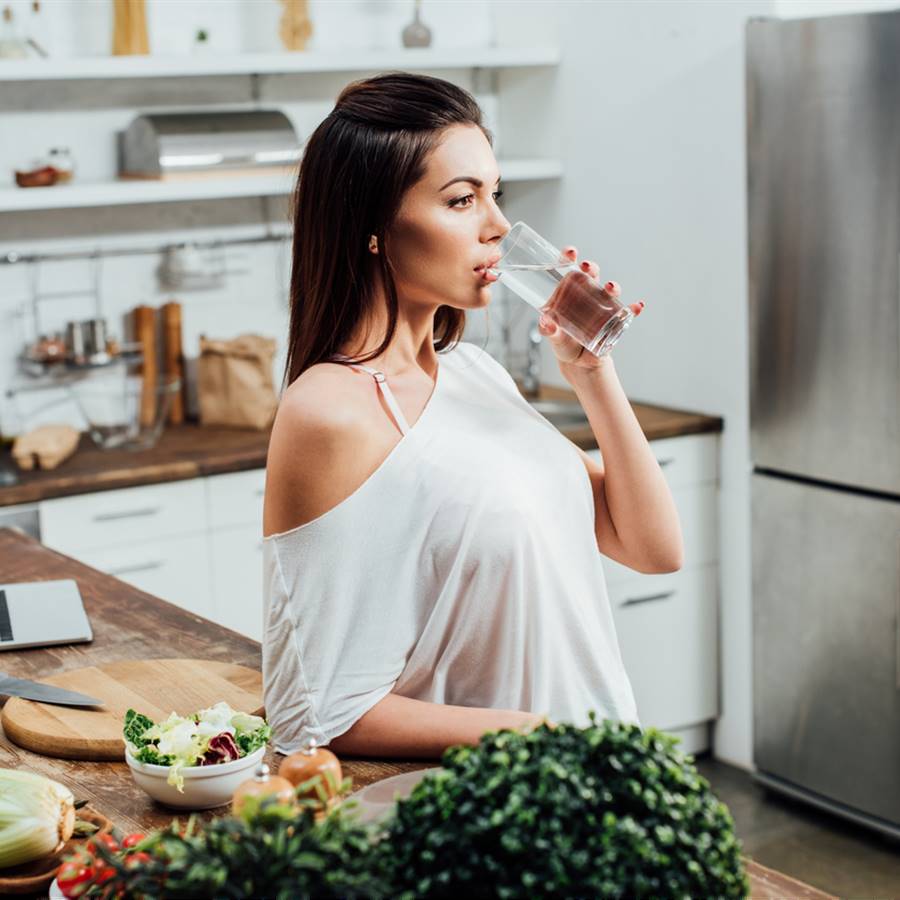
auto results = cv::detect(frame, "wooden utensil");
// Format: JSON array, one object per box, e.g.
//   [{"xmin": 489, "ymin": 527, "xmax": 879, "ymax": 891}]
[
  {"xmin": 161, "ymin": 301, "xmax": 185, "ymax": 424},
  {"xmin": 279, "ymin": 0, "xmax": 313, "ymax": 51},
  {"xmin": 112, "ymin": 0, "xmax": 149, "ymax": 56},
  {"xmin": 1, "ymin": 659, "xmax": 263, "ymax": 761},
  {"xmin": 132, "ymin": 305, "xmax": 157, "ymax": 428},
  {"xmin": 0, "ymin": 809, "xmax": 112, "ymax": 895}
]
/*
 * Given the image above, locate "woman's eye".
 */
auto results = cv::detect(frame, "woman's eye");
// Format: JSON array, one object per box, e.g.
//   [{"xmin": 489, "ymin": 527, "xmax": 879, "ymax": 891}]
[{"xmin": 448, "ymin": 190, "xmax": 504, "ymax": 209}]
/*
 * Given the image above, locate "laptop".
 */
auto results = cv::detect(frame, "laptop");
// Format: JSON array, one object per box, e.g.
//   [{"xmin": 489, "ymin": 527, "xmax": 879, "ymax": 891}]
[{"xmin": 0, "ymin": 579, "xmax": 93, "ymax": 650}]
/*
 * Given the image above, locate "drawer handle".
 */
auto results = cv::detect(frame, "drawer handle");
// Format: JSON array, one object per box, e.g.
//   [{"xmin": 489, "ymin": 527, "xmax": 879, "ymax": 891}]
[
  {"xmin": 93, "ymin": 506, "xmax": 161, "ymax": 522},
  {"xmin": 621, "ymin": 589, "xmax": 675, "ymax": 607},
  {"xmin": 656, "ymin": 457, "xmax": 675, "ymax": 468},
  {"xmin": 107, "ymin": 560, "xmax": 164, "ymax": 576}
]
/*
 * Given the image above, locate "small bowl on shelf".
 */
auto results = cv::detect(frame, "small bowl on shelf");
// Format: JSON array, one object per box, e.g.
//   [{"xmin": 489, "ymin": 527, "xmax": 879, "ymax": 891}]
[
  {"xmin": 125, "ymin": 744, "xmax": 266, "ymax": 810},
  {"xmin": 70, "ymin": 373, "xmax": 181, "ymax": 451}
]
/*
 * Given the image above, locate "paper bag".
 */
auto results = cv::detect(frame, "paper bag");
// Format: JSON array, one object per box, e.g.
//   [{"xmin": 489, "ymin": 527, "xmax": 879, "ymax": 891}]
[{"xmin": 197, "ymin": 334, "xmax": 278, "ymax": 429}]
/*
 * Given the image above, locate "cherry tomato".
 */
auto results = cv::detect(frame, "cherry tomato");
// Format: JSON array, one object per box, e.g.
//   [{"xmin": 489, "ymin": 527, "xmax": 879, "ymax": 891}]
[
  {"xmin": 94, "ymin": 864, "xmax": 116, "ymax": 884},
  {"xmin": 57, "ymin": 860, "xmax": 96, "ymax": 899},
  {"xmin": 120, "ymin": 833, "xmax": 146, "ymax": 850},
  {"xmin": 87, "ymin": 833, "xmax": 120, "ymax": 857},
  {"xmin": 124, "ymin": 851, "xmax": 152, "ymax": 868}
]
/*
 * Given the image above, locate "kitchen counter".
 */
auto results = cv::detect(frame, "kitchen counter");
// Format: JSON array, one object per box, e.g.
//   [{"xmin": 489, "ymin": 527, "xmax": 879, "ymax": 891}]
[
  {"xmin": 0, "ymin": 528, "xmax": 830, "ymax": 899},
  {"xmin": 0, "ymin": 387, "xmax": 722, "ymax": 507}
]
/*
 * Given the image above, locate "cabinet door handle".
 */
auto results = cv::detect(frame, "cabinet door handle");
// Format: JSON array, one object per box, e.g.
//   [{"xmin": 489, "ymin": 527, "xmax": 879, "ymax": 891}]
[
  {"xmin": 621, "ymin": 590, "xmax": 675, "ymax": 607},
  {"xmin": 107, "ymin": 560, "xmax": 164, "ymax": 576},
  {"xmin": 656, "ymin": 457, "xmax": 675, "ymax": 468},
  {"xmin": 93, "ymin": 506, "xmax": 161, "ymax": 522}
]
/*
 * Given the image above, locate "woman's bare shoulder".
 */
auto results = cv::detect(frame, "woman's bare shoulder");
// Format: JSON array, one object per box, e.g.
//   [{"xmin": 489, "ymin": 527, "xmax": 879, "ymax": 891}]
[
  {"xmin": 277, "ymin": 362, "xmax": 365, "ymax": 427},
  {"xmin": 268, "ymin": 363, "xmax": 370, "ymax": 471},
  {"xmin": 263, "ymin": 363, "xmax": 381, "ymax": 535}
]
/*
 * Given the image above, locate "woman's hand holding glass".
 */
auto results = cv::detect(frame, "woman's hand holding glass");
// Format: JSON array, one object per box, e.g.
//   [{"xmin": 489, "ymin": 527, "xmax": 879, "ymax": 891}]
[{"xmin": 537, "ymin": 245, "xmax": 645, "ymax": 370}]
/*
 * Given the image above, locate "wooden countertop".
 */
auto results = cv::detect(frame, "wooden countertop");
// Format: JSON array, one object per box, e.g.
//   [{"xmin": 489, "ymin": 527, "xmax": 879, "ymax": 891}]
[
  {"xmin": 0, "ymin": 529, "xmax": 830, "ymax": 899},
  {"xmin": 0, "ymin": 386, "xmax": 722, "ymax": 507}
]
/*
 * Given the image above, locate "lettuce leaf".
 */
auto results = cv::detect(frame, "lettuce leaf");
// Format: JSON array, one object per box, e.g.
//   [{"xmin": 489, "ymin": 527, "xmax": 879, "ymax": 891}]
[
  {"xmin": 235, "ymin": 723, "xmax": 271, "ymax": 757},
  {"xmin": 135, "ymin": 745, "xmax": 173, "ymax": 766},
  {"xmin": 123, "ymin": 708, "xmax": 155, "ymax": 748}
]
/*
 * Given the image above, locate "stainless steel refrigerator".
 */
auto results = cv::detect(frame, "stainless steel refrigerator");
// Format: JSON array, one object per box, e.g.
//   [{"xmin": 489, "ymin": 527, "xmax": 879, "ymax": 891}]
[{"xmin": 747, "ymin": 10, "xmax": 900, "ymax": 840}]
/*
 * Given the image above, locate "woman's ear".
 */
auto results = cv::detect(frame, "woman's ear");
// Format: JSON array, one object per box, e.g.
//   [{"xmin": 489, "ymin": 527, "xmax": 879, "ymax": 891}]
[{"xmin": 368, "ymin": 235, "xmax": 378, "ymax": 254}]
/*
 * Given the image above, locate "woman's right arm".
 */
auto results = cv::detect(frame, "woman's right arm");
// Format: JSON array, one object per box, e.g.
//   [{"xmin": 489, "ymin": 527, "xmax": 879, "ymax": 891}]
[{"xmin": 328, "ymin": 693, "xmax": 548, "ymax": 758}]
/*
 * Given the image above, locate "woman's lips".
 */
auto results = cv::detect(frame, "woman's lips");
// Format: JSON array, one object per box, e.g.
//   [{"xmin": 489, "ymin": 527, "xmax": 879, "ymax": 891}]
[{"xmin": 475, "ymin": 267, "xmax": 500, "ymax": 283}]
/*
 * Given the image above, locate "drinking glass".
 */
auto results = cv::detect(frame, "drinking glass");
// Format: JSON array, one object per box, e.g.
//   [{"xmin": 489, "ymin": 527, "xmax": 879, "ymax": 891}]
[{"xmin": 488, "ymin": 221, "xmax": 635, "ymax": 358}]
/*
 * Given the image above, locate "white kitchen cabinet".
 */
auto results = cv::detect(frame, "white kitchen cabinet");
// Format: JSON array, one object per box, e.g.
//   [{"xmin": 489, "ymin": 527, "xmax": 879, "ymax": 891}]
[
  {"xmin": 206, "ymin": 469, "xmax": 266, "ymax": 531},
  {"xmin": 209, "ymin": 525, "xmax": 265, "ymax": 641},
  {"xmin": 588, "ymin": 432, "xmax": 720, "ymax": 755},
  {"xmin": 205, "ymin": 470, "xmax": 266, "ymax": 640},
  {"xmin": 39, "ymin": 480, "xmax": 212, "ymax": 618},
  {"xmin": 40, "ymin": 480, "xmax": 207, "ymax": 554},
  {"xmin": 75, "ymin": 534, "xmax": 213, "ymax": 620},
  {"xmin": 608, "ymin": 565, "xmax": 718, "ymax": 732},
  {"xmin": 37, "ymin": 470, "xmax": 267, "ymax": 638}
]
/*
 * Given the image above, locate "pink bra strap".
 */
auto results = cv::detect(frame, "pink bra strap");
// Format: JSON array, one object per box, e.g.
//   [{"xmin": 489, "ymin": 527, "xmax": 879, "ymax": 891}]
[{"xmin": 332, "ymin": 357, "xmax": 411, "ymax": 436}]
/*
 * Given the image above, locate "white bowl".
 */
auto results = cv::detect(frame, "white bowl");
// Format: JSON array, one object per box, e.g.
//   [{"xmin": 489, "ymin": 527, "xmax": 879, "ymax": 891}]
[{"xmin": 125, "ymin": 745, "xmax": 266, "ymax": 810}]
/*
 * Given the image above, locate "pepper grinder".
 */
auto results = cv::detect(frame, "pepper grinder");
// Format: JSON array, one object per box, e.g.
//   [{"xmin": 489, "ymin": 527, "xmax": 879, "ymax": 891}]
[{"xmin": 401, "ymin": 0, "xmax": 431, "ymax": 48}]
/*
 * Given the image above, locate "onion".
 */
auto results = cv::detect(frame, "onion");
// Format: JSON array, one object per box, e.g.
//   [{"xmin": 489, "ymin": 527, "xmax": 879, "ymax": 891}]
[{"xmin": 0, "ymin": 768, "xmax": 75, "ymax": 868}]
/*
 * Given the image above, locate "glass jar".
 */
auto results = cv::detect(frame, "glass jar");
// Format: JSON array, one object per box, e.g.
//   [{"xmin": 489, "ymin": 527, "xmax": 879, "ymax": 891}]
[{"xmin": 47, "ymin": 147, "xmax": 75, "ymax": 183}]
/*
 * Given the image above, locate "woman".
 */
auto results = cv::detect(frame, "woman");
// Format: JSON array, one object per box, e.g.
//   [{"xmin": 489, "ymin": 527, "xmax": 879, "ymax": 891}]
[{"xmin": 262, "ymin": 72, "xmax": 683, "ymax": 759}]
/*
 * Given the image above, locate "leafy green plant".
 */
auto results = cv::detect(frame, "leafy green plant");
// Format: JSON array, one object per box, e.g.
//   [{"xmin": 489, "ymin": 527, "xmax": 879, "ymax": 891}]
[
  {"xmin": 82, "ymin": 799, "xmax": 387, "ymax": 899},
  {"xmin": 372, "ymin": 712, "xmax": 750, "ymax": 899},
  {"xmin": 80, "ymin": 715, "xmax": 748, "ymax": 898}
]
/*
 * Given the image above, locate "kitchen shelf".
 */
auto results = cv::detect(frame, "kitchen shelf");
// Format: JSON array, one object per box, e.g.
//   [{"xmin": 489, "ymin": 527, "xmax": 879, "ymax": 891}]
[
  {"xmin": 0, "ymin": 158, "xmax": 563, "ymax": 213},
  {"xmin": 0, "ymin": 46, "xmax": 559, "ymax": 82}
]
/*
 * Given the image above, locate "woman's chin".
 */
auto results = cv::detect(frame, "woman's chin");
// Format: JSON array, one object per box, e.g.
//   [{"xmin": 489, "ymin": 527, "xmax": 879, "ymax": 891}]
[
  {"xmin": 472, "ymin": 285, "xmax": 493, "ymax": 306},
  {"xmin": 439, "ymin": 286, "xmax": 493, "ymax": 311}
]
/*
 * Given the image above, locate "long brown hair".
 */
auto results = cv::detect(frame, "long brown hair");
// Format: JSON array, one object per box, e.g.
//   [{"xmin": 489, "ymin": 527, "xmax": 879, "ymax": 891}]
[{"xmin": 283, "ymin": 71, "xmax": 493, "ymax": 387}]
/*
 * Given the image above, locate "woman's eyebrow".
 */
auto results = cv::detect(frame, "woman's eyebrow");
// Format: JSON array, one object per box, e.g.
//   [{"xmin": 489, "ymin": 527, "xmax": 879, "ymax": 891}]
[{"xmin": 439, "ymin": 174, "xmax": 502, "ymax": 191}]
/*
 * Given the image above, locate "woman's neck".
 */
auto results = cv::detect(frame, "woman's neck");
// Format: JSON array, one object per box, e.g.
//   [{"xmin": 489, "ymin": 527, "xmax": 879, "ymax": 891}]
[{"xmin": 337, "ymin": 311, "xmax": 439, "ymax": 378}]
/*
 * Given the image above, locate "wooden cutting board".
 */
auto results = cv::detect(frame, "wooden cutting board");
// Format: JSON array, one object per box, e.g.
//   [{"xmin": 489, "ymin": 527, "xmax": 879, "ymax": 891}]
[{"xmin": 1, "ymin": 659, "xmax": 263, "ymax": 761}]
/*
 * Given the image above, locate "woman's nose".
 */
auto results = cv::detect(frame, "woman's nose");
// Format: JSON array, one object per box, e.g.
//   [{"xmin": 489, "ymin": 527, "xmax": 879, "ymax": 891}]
[{"xmin": 493, "ymin": 212, "xmax": 512, "ymax": 240}]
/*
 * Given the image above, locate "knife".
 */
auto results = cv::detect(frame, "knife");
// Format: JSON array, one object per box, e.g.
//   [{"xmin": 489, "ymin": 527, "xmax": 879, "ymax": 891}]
[{"xmin": 0, "ymin": 672, "xmax": 104, "ymax": 708}]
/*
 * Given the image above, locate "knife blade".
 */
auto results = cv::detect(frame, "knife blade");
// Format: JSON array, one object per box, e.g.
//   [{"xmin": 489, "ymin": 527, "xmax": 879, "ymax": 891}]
[{"xmin": 0, "ymin": 672, "xmax": 104, "ymax": 708}]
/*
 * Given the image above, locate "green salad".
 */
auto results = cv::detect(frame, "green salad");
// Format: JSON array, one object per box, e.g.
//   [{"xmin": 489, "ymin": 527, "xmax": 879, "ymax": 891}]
[{"xmin": 123, "ymin": 701, "xmax": 270, "ymax": 791}]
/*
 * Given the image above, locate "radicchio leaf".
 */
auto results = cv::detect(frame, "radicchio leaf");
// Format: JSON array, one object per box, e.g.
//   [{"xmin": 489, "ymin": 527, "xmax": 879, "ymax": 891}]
[{"xmin": 200, "ymin": 731, "xmax": 241, "ymax": 765}]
